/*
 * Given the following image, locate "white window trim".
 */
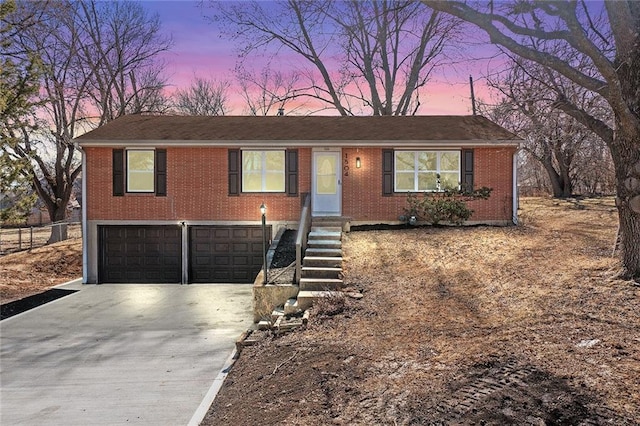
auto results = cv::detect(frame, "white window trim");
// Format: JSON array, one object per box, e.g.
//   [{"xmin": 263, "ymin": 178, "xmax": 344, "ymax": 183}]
[
  {"xmin": 126, "ymin": 148, "xmax": 155, "ymax": 193},
  {"xmin": 241, "ymin": 149, "xmax": 286, "ymax": 193},
  {"xmin": 394, "ymin": 150, "xmax": 461, "ymax": 193}
]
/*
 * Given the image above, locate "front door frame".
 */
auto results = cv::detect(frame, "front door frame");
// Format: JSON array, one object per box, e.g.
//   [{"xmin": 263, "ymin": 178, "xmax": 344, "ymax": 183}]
[{"xmin": 312, "ymin": 148, "xmax": 342, "ymax": 216}]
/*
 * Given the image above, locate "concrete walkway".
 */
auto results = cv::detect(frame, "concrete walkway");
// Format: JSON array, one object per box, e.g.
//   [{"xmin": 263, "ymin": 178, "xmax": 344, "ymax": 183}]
[{"xmin": 0, "ymin": 281, "xmax": 253, "ymax": 425}]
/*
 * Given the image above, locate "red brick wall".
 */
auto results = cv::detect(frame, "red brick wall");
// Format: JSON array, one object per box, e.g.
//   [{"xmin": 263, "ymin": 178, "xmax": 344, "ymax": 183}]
[
  {"xmin": 341, "ymin": 147, "xmax": 515, "ymax": 222},
  {"xmin": 85, "ymin": 146, "xmax": 515, "ymax": 222},
  {"xmin": 85, "ymin": 147, "xmax": 312, "ymax": 221}
]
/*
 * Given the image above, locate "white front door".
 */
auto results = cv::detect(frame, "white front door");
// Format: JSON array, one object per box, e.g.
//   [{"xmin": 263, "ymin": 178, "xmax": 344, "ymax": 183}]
[{"xmin": 312, "ymin": 150, "xmax": 341, "ymax": 216}]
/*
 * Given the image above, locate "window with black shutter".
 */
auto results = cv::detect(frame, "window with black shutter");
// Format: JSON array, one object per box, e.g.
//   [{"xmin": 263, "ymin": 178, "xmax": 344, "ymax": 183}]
[{"xmin": 113, "ymin": 148, "xmax": 167, "ymax": 196}]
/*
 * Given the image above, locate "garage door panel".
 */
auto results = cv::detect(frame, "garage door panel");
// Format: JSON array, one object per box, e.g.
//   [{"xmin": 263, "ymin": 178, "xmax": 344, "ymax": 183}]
[
  {"xmin": 232, "ymin": 256, "xmax": 249, "ymax": 266},
  {"xmin": 215, "ymin": 256, "xmax": 230, "ymax": 266},
  {"xmin": 99, "ymin": 225, "xmax": 181, "ymax": 283},
  {"xmin": 189, "ymin": 225, "xmax": 270, "ymax": 284},
  {"xmin": 145, "ymin": 256, "xmax": 161, "ymax": 266},
  {"xmin": 163, "ymin": 257, "xmax": 180, "ymax": 266},
  {"xmin": 194, "ymin": 242, "xmax": 208, "ymax": 250},
  {"xmin": 232, "ymin": 228, "xmax": 248, "ymax": 239},
  {"xmin": 214, "ymin": 229, "xmax": 230, "ymax": 239},
  {"xmin": 232, "ymin": 242, "xmax": 249, "ymax": 252}
]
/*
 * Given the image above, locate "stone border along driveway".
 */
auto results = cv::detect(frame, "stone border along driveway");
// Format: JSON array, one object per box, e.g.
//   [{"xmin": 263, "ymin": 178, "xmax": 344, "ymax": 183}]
[{"xmin": 0, "ymin": 279, "xmax": 253, "ymax": 425}]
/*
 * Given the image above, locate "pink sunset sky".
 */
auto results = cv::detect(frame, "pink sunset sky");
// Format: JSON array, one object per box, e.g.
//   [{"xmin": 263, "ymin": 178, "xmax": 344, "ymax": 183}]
[{"xmin": 140, "ymin": 0, "xmax": 505, "ymax": 116}]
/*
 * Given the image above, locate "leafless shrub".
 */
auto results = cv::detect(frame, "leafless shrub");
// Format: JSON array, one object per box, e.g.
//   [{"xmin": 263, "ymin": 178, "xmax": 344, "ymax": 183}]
[{"xmin": 312, "ymin": 292, "xmax": 346, "ymax": 318}]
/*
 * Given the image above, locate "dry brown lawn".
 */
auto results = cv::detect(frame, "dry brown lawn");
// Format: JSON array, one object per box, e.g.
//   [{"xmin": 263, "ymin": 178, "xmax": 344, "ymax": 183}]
[
  {"xmin": 0, "ymin": 238, "xmax": 82, "ymax": 304},
  {"xmin": 203, "ymin": 197, "xmax": 639, "ymax": 425}
]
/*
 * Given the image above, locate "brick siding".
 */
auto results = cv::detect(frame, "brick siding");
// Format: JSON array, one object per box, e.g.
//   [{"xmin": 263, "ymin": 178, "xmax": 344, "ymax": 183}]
[{"xmin": 85, "ymin": 146, "xmax": 515, "ymax": 223}]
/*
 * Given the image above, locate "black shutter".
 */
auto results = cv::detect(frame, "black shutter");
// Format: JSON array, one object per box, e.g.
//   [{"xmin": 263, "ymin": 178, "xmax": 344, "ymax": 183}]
[
  {"xmin": 228, "ymin": 149, "xmax": 240, "ymax": 196},
  {"xmin": 462, "ymin": 149, "xmax": 474, "ymax": 192},
  {"xmin": 113, "ymin": 149, "xmax": 124, "ymax": 196},
  {"xmin": 155, "ymin": 149, "xmax": 167, "ymax": 196},
  {"xmin": 286, "ymin": 149, "xmax": 298, "ymax": 197},
  {"xmin": 382, "ymin": 149, "xmax": 394, "ymax": 196}
]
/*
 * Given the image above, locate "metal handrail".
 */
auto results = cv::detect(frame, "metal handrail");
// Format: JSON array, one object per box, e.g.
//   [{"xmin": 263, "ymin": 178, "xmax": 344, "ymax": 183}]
[{"xmin": 295, "ymin": 194, "xmax": 311, "ymax": 284}]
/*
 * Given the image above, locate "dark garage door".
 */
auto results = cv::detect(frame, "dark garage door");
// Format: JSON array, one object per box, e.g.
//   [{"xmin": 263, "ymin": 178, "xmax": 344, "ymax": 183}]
[
  {"xmin": 99, "ymin": 225, "xmax": 182, "ymax": 283},
  {"xmin": 189, "ymin": 226, "xmax": 269, "ymax": 283}
]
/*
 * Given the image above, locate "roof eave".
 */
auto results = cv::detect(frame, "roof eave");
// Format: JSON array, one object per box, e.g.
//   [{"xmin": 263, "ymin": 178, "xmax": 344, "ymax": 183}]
[{"xmin": 76, "ymin": 139, "xmax": 522, "ymax": 148}]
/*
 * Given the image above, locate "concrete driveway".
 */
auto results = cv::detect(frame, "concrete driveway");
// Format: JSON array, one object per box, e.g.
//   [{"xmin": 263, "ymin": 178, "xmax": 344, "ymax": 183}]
[{"xmin": 0, "ymin": 281, "xmax": 253, "ymax": 425}]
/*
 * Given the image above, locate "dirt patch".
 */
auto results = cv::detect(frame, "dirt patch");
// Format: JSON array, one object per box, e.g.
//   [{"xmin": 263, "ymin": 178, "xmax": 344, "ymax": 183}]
[
  {"xmin": 0, "ymin": 238, "xmax": 82, "ymax": 304},
  {"xmin": 202, "ymin": 197, "xmax": 640, "ymax": 425},
  {"xmin": 268, "ymin": 229, "xmax": 297, "ymax": 285}
]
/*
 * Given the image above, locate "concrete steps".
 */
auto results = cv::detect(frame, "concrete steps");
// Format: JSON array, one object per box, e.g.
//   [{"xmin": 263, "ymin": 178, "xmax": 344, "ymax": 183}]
[
  {"xmin": 307, "ymin": 239, "xmax": 341, "ymax": 250},
  {"xmin": 296, "ymin": 217, "xmax": 345, "ymax": 309},
  {"xmin": 305, "ymin": 248, "xmax": 342, "ymax": 257},
  {"xmin": 300, "ymin": 278, "xmax": 343, "ymax": 291},
  {"xmin": 303, "ymin": 256, "xmax": 343, "ymax": 267},
  {"xmin": 297, "ymin": 290, "xmax": 343, "ymax": 310},
  {"xmin": 261, "ymin": 217, "xmax": 349, "ymax": 332},
  {"xmin": 284, "ymin": 298, "xmax": 300, "ymax": 315},
  {"xmin": 301, "ymin": 266, "xmax": 341, "ymax": 279},
  {"xmin": 308, "ymin": 229, "xmax": 341, "ymax": 241}
]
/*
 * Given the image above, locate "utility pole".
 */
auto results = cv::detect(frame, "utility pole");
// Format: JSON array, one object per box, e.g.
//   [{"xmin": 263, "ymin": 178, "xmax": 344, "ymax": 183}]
[{"xmin": 469, "ymin": 75, "xmax": 477, "ymax": 116}]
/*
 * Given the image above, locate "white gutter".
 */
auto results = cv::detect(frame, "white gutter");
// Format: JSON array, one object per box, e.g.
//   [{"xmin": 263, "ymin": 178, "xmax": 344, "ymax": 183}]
[
  {"xmin": 77, "ymin": 139, "xmax": 522, "ymax": 148},
  {"xmin": 75, "ymin": 142, "xmax": 88, "ymax": 283}
]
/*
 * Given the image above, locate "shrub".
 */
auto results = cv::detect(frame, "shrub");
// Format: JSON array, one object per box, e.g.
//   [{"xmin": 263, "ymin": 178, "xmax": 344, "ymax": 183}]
[{"xmin": 403, "ymin": 186, "xmax": 493, "ymax": 226}]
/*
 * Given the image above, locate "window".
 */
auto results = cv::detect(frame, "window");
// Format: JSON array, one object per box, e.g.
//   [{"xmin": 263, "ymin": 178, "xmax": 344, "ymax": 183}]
[
  {"xmin": 127, "ymin": 149, "xmax": 155, "ymax": 192},
  {"xmin": 394, "ymin": 151, "xmax": 461, "ymax": 192},
  {"xmin": 242, "ymin": 150, "xmax": 285, "ymax": 192},
  {"xmin": 113, "ymin": 149, "xmax": 166, "ymax": 196}
]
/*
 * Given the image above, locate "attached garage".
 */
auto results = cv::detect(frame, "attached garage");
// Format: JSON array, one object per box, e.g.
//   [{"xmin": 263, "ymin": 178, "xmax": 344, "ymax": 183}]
[
  {"xmin": 189, "ymin": 225, "xmax": 269, "ymax": 283},
  {"xmin": 99, "ymin": 225, "xmax": 182, "ymax": 283}
]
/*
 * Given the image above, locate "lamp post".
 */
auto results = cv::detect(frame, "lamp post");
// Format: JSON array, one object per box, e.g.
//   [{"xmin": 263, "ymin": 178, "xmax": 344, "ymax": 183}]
[{"xmin": 260, "ymin": 203, "xmax": 267, "ymax": 284}]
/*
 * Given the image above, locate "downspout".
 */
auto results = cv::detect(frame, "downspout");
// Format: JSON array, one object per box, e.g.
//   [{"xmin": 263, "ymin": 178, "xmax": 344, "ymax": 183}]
[
  {"xmin": 181, "ymin": 221, "xmax": 188, "ymax": 284},
  {"xmin": 75, "ymin": 142, "xmax": 88, "ymax": 283}
]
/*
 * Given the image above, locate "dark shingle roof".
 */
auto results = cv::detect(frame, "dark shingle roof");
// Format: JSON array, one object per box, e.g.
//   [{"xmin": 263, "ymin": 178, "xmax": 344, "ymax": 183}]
[{"xmin": 76, "ymin": 115, "xmax": 520, "ymax": 145}]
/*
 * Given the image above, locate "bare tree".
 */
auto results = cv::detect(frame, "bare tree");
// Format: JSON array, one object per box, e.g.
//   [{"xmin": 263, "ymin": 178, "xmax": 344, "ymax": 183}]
[
  {"xmin": 4, "ymin": 0, "xmax": 171, "ymax": 241},
  {"xmin": 172, "ymin": 76, "xmax": 230, "ymax": 116},
  {"xmin": 425, "ymin": 0, "xmax": 640, "ymax": 280},
  {"xmin": 482, "ymin": 56, "xmax": 613, "ymax": 198},
  {"xmin": 211, "ymin": 0, "xmax": 460, "ymax": 115},
  {"xmin": 236, "ymin": 65, "xmax": 304, "ymax": 116}
]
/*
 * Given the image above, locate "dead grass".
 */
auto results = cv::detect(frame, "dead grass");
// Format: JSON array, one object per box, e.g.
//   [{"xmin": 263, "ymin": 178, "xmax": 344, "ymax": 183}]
[
  {"xmin": 203, "ymin": 197, "xmax": 640, "ymax": 425},
  {"xmin": 0, "ymin": 238, "xmax": 82, "ymax": 304}
]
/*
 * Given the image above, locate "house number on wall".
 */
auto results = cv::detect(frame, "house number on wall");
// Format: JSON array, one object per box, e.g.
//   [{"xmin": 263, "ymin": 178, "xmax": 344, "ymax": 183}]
[{"xmin": 344, "ymin": 152, "xmax": 349, "ymax": 176}]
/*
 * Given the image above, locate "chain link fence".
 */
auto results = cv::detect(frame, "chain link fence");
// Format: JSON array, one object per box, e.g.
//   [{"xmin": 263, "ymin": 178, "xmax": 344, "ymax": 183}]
[{"xmin": 0, "ymin": 222, "xmax": 82, "ymax": 255}]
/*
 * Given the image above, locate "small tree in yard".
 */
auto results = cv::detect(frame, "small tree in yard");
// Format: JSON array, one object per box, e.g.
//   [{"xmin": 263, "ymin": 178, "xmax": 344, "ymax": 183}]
[{"xmin": 403, "ymin": 186, "xmax": 493, "ymax": 226}]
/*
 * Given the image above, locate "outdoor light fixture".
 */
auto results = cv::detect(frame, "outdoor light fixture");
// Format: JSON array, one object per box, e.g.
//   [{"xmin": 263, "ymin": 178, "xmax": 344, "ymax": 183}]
[
  {"xmin": 356, "ymin": 157, "xmax": 361, "ymax": 168},
  {"xmin": 260, "ymin": 203, "xmax": 267, "ymax": 284}
]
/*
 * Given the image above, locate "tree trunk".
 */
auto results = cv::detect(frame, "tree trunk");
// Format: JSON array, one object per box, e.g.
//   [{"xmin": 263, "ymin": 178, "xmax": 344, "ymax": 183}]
[
  {"xmin": 48, "ymin": 222, "xmax": 68, "ymax": 244},
  {"xmin": 612, "ymin": 131, "xmax": 640, "ymax": 281},
  {"xmin": 541, "ymin": 158, "xmax": 571, "ymax": 198},
  {"xmin": 46, "ymin": 201, "xmax": 68, "ymax": 244}
]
